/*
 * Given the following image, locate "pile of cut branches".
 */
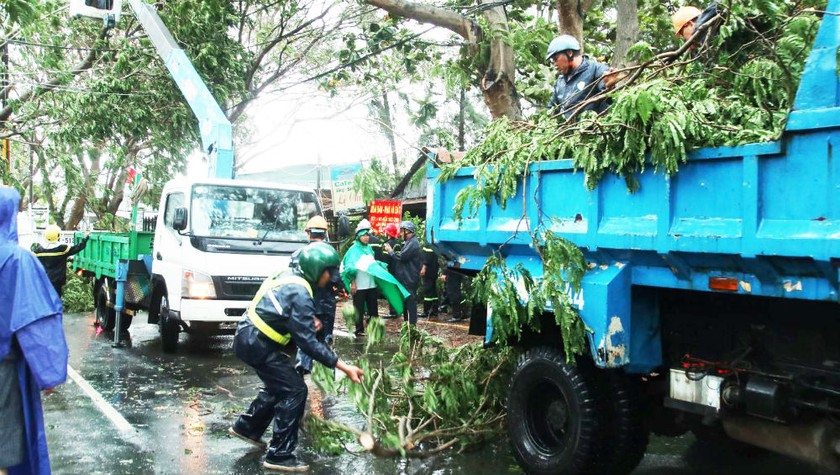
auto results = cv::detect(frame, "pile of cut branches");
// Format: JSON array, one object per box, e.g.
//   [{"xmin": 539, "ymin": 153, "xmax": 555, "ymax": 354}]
[
  {"xmin": 441, "ymin": 0, "xmax": 824, "ymax": 206},
  {"xmin": 309, "ymin": 320, "xmax": 515, "ymax": 457}
]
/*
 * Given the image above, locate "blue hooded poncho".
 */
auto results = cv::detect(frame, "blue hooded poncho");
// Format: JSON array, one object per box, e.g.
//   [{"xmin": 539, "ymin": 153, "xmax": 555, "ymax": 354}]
[{"xmin": 0, "ymin": 186, "xmax": 67, "ymax": 475}]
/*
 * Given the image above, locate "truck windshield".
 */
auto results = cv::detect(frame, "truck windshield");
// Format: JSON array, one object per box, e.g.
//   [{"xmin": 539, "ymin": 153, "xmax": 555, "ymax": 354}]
[{"xmin": 190, "ymin": 184, "xmax": 317, "ymax": 243}]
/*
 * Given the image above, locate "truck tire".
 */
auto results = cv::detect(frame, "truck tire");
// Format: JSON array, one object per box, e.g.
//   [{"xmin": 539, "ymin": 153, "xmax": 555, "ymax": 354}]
[
  {"xmin": 507, "ymin": 346, "xmax": 602, "ymax": 475},
  {"xmin": 94, "ymin": 279, "xmax": 133, "ymax": 332},
  {"xmin": 158, "ymin": 294, "xmax": 179, "ymax": 353},
  {"xmin": 95, "ymin": 282, "xmax": 117, "ymax": 331},
  {"xmin": 588, "ymin": 370, "xmax": 649, "ymax": 475}
]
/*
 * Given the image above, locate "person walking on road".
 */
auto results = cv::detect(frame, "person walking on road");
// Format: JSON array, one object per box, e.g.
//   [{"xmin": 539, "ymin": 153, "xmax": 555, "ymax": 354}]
[
  {"xmin": 32, "ymin": 224, "xmax": 89, "ymax": 297},
  {"xmin": 0, "ymin": 186, "xmax": 69, "ymax": 475},
  {"xmin": 341, "ymin": 219, "xmax": 408, "ymax": 336},
  {"xmin": 290, "ymin": 216, "xmax": 340, "ymax": 376},
  {"xmin": 442, "ymin": 265, "xmax": 466, "ymax": 323},
  {"xmin": 229, "ymin": 242, "xmax": 364, "ymax": 472},
  {"xmin": 343, "ymin": 220, "xmax": 378, "ymax": 337},
  {"xmin": 419, "ymin": 245, "xmax": 440, "ymax": 318},
  {"xmin": 384, "ymin": 221, "xmax": 423, "ymax": 325}
]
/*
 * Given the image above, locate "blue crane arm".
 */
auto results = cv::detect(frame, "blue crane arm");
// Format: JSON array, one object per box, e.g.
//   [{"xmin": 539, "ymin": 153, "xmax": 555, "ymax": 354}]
[{"xmin": 127, "ymin": 0, "xmax": 234, "ymax": 179}]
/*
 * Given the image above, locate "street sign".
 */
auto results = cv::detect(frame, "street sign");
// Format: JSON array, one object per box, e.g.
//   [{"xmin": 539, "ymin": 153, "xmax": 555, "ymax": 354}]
[{"xmin": 330, "ymin": 163, "xmax": 364, "ymax": 212}]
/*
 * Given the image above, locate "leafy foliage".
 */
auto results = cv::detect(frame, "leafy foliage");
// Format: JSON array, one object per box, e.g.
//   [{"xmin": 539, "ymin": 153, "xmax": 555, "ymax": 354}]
[
  {"xmin": 353, "ymin": 158, "xmax": 393, "ymax": 203},
  {"xmin": 444, "ymin": 1, "xmax": 823, "ymax": 195},
  {"xmin": 470, "ymin": 231, "xmax": 588, "ymax": 360},
  {"xmin": 0, "ymin": 0, "xmax": 38, "ymax": 27},
  {"xmin": 62, "ymin": 264, "xmax": 94, "ymax": 313},
  {"xmin": 311, "ymin": 324, "xmax": 515, "ymax": 456}
]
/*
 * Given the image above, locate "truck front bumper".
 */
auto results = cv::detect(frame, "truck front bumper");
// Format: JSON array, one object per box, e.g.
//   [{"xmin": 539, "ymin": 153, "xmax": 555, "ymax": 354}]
[{"xmin": 177, "ymin": 298, "xmax": 248, "ymax": 322}]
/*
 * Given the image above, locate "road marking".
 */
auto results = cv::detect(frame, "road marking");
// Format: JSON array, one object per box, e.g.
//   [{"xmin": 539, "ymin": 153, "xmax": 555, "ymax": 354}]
[{"xmin": 66, "ymin": 365, "xmax": 136, "ymax": 436}]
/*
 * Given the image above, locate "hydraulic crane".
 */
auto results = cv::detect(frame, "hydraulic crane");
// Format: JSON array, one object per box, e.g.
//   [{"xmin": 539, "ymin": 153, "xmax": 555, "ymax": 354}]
[{"xmin": 70, "ymin": 0, "xmax": 235, "ymax": 179}]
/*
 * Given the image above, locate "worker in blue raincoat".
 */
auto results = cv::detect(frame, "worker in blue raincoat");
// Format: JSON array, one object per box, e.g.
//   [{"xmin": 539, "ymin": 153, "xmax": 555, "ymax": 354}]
[{"xmin": 0, "ymin": 186, "xmax": 68, "ymax": 475}]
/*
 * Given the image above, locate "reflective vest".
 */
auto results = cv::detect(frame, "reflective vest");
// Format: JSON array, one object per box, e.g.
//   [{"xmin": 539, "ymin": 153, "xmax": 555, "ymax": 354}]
[
  {"xmin": 35, "ymin": 247, "xmax": 72, "ymax": 258},
  {"xmin": 247, "ymin": 274, "xmax": 313, "ymax": 346}
]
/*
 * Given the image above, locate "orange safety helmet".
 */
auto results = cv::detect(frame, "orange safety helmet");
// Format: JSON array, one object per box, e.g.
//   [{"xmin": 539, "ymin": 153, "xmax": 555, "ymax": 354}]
[
  {"xmin": 384, "ymin": 222, "xmax": 399, "ymax": 239},
  {"xmin": 305, "ymin": 215, "xmax": 329, "ymax": 233},
  {"xmin": 672, "ymin": 6, "xmax": 702, "ymax": 37}
]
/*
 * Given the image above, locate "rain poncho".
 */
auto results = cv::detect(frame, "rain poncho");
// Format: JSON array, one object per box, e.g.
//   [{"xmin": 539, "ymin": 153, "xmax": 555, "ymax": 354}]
[
  {"xmin": 341, "ymin": 235, "xmax": 409, "ymax": 314},
  {"xmin": 0, "ymin": 186, "xmax": 67, "ymax": 475}
]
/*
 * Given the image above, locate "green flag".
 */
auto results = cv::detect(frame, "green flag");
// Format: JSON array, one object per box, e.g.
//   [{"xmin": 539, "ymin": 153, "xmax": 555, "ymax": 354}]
[{"xmin": 341, "ymin": 244, "xmax": 409, "ymax": 314}]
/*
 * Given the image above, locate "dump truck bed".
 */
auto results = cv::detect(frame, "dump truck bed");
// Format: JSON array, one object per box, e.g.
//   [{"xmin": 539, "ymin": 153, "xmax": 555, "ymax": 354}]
[
  {"xmin": 72, "ymin": 230, "xmax": 154, "ymax": 279},
  {"xmin": 426, "ymin": 6, "xmax": 840, "ymax": 372}
]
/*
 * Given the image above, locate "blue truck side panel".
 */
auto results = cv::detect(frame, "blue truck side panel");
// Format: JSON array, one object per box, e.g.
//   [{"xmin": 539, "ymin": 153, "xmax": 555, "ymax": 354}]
[{"xmin": 427, "ymin": 1, "xmax": 840, "ymax": 374}]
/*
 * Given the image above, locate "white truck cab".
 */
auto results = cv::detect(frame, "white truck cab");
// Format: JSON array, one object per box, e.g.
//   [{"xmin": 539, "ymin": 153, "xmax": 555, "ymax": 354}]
[{"xmin": 150, "ymin": 177, "xmax": 319, "ymax": 352}]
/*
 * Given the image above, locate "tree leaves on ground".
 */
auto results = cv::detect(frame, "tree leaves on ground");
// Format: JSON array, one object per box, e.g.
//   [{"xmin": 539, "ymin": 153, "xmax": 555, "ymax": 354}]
[{"xmin": 310, "ymin": 324, "xmax": 516, "ymax": 457}]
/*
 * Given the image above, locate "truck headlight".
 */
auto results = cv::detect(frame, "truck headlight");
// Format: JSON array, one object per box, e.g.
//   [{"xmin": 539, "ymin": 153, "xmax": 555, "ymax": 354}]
[{"xmin": 182, "ymin": 269, "xmax": 216, "ymax": 299}]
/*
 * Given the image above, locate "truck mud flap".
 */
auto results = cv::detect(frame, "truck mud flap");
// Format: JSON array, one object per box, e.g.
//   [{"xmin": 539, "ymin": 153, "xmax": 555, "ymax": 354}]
[{"xmin": 579, "ymin": 262, "xmax": 661, "ymax": 373}]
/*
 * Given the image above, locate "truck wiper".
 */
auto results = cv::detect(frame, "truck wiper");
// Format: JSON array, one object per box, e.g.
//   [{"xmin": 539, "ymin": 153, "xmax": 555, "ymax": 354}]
[{"xmin": 256, "ymin": 211, "xmax": 281, "ymax": 246}]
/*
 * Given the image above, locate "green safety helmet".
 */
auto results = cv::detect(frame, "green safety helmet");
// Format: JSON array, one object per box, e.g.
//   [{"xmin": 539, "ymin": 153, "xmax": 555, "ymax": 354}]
[{"xmin": 298, "ymin": 241, "xmax": 340, "ymax": 284}]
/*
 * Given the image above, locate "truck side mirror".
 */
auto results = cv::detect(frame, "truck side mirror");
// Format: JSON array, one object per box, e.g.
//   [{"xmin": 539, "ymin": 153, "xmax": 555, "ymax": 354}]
[{"xmin": 173, "ymin": 207, "xmax": 188, "ymax": 231}]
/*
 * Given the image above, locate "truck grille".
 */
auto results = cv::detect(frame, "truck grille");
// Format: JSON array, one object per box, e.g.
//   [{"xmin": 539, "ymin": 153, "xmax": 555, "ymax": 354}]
[{"xmin": 212, "ymin": 276, "xmax": 264, "ymax": 301}]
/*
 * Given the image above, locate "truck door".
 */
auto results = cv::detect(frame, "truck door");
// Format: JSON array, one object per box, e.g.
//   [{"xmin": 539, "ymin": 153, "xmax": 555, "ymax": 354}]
[{"xmin": 152, "ymin": 191, "xmax": 187, "ymax": 311}]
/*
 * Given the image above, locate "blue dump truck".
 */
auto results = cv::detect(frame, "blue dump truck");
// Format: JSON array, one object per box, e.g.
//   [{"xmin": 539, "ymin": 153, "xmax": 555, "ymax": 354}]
[{"xmin": 427, "ymin": 4, "xmax": 840, "ymax": 475}]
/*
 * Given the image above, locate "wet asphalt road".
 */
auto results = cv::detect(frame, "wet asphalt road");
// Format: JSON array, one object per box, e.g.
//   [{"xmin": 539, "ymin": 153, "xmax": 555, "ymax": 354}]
[{"xmin": 44, "ymin": 312, "xmax": 836, "ymax": 475}]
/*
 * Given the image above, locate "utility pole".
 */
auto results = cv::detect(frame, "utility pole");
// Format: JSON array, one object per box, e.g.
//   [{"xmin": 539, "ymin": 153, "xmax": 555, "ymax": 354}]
[{"xmin": 316, "ymin": 154, "xmax": 321, "ymax": 197}]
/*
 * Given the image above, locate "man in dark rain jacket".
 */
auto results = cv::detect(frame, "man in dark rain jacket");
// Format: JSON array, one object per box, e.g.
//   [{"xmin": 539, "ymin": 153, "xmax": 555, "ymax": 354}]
[
  {"xmin": 546, "ymin": 34, "xmax": 620, "ymax": 119},
  {"xmin": 384, "ymin": 221, "xmax": 423, "ymax": 325},
  {"xmin": 289, "ymin": 216, "xmax": 340, "ymax": 376},
  {"xmin": 0, "ymin": 186, "xmax": 68, "ymax": 475},
  {"xmin": 419, "ymin": 245, "xmax": 439, "ymax": 318},
  {"xmin": 229, "ymin": 242, "xmax": 364, "ymax": 472},
  {"xmin": 32, "ymin": 224, "xmax": 89, "ymax": 297}
]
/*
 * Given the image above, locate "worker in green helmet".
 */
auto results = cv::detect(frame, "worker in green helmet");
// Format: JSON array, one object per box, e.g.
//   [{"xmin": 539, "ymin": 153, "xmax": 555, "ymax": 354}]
[{"xmin": 229, "ymin": 241, "xmax": 364, "ymax": 472}]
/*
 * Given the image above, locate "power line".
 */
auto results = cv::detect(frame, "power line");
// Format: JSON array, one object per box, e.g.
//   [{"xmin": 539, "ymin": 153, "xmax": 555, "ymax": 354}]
[
  {"xmin": 1, "ymin": 37, "xmax": 124, "ymax": 52},
  {"xmin": 9, "ymin": 81, "xmax": 159, "ymax": 96}
]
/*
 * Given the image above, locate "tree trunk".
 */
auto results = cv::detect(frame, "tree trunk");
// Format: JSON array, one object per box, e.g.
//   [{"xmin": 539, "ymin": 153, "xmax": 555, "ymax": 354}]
[
  {"xmin": 613, "ymin": 0, "xmax": 639, "ymax": 67},
  {"xmin": 365, "ymin": 0, "xmax": 522, "ymax": 120},
  {"xmin": 65, "ymin": 152, "xmax": 94, "ymax": 229},
  {"xmin": 370, "ymin": 91, "xmax": 400, "ymax": 176},
  {"xmin": 390, "ymin": 150, "xmax": 428, "ymax": 198},
  {"xmin": 555, "ymin": 0, "xmax": 596, "ymax": 50},
  {"xmin": 479, "ymin": 0, "xmax": 522, "ymax": 120}
]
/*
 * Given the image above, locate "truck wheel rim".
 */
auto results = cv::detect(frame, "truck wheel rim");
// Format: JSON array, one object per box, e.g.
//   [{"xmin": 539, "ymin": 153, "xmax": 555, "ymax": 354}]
[{"xmin": 526, "ymin": 379, "xmax": 569, "ymax": 455}]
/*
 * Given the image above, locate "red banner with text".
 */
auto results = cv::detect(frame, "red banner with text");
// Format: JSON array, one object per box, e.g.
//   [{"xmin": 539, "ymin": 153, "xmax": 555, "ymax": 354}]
[{"xmin": 369, "ymin": 200, "xmax": 402, "ymax": 235}]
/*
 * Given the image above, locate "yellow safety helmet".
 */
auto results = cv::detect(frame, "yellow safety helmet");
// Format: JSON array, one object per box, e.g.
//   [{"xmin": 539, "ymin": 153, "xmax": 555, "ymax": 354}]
[
  {"xmin": 305, "ymin": 215, "xmax": 329, "ymax": 232},
  {"xmin": 44, "ymin": 224, "xmax": 61, "ymax": 243},
  {"xmin": 672, "ymin": 6, "xmax": 702, "ymax": 37}
]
